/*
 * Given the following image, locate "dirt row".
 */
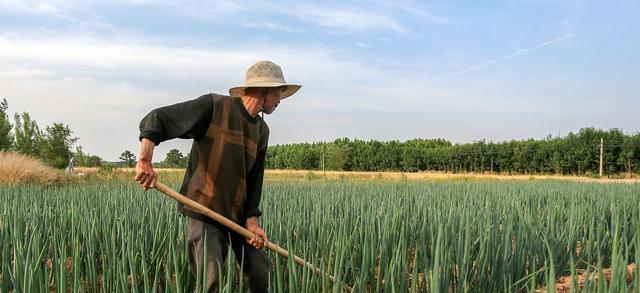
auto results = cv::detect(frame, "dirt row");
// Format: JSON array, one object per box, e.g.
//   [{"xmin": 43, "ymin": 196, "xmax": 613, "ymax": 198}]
[{"xmin": 536, "ymin": 263, "xmax": 636, "ymax": 293}]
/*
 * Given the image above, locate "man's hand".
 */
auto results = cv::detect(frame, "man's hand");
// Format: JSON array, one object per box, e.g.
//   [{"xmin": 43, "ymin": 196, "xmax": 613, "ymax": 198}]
[
  {"xmin": 135, "ymin": 160, "xmax": 157, "ymax": 190},
  {"xmin": 245, "ymin": 216, "xmax": 268, "ymax": 249},
  {"xmin": 135, "ymin": 138, "xmax": 157, "ymax": 190}
]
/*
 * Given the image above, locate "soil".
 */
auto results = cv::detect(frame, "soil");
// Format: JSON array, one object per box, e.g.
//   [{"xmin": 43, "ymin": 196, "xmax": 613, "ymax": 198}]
[{"xmin": 536, "ymin": 263, "xmax": 636, "ymax": 293}]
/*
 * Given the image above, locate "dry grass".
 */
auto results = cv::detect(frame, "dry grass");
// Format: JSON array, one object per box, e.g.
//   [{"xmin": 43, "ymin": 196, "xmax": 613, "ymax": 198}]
[
  {"xmin": 264, "ymin": 169, "xmax": 640, "ymax": 184},
  {"xmin": 74, "ymin": 167, "xmax": 640, "ymax": 184},
  {"xmin": 0, "ymin": 151, "xmax": 66, "ymax": 185}
]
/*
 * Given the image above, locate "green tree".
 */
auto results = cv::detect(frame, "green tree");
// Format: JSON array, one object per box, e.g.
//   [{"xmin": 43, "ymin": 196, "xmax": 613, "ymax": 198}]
[
  {"xmin": 380, "ymin": 141, "xmax": 401, "ymax": 171},
  {"xmin": 603, "ymin": 128, "xmax": 625, "ymax": 175},
  {"xmin": 13, "ymin": 112, "xmax": 42, "ymax": 156},
  {"xmin": 573, "ymin": 128, "xmax": 601, "ymax": 175},
  {"xmin": 0, "ymin": 98, "xmax": 13, "ymax": 150},
  {"xmin": 618, "ymin": 134, "xmax": 640, "ymax": 175},
  {"xmin": 163, "ymin": 149, "xmax": 186, "ymax": 168},
  {"xmin": 85, "ymin": 155, "xmax": 103, "ymax": 167},
  {"xmin": 266, "ymin": 145, "xmax": 281, "ymax": 169},
  {"xmin": 263, "ymin": 128, "xmax": 638, "ymax": 175},
  {"xmin": 74, "ymin": 146, "xmax": 87, "ymax": 166},
  {"xmin": 40, "ymin": 123, "xmax": 78, "ymax": 169},
  {"xmin": 119, "ymin": 150, "xmax": 136, "ymax": 167},
  {"xmin": 326, "ymin": 138, "xmax": 352, "ymax": 171},
  {"xmin": 74, "ymin": 146, "xmax": 103, "ymax": 167}
]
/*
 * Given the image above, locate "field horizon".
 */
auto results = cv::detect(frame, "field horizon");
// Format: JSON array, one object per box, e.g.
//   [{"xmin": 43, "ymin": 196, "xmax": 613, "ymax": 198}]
[{"xmin": 74, "ymin": 167, "xmax": 640, "ymax": 184}]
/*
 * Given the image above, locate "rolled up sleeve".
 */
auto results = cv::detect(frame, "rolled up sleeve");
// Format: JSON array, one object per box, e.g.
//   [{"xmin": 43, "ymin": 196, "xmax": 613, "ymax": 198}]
[{"xmin": 139, "ymin": 94, "xmax": 213, "ymax": 145}]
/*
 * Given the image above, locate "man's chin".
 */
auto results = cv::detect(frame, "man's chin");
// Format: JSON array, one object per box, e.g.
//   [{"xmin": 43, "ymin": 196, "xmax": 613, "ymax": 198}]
[{"xmin": 261, "ymin": 108, "xmax": 276, "ymax": 115}]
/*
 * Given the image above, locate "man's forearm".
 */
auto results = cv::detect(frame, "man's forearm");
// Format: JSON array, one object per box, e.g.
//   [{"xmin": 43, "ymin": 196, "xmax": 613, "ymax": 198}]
[
  {"xmin": 139, "ymin": 138, "xmax": 155, "ymax": 162},
  {"xmin": 135, "ymin": 138, "xmax": 157, "ymax": 190},
  {"xmin": 246, "ymin": 216, "xmax": 259, "ymax": 226}
]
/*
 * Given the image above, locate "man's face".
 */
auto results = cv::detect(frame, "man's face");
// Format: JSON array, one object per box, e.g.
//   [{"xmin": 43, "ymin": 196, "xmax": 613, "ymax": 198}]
[{"xmin": 260, "ymin": 87, "xmax": 284, "ymax": 114}]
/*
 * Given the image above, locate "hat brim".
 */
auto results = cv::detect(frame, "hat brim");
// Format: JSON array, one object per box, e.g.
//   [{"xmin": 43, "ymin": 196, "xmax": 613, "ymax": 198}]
[{"xmin": 229, "ymin": 83, "xmax": 301, "ymax": 100}]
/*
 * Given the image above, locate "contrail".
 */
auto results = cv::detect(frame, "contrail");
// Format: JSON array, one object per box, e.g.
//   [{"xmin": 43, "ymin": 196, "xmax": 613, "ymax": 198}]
[{"xmin": 435, "ymin": 32, "xmax": 580, "ymax": 81}]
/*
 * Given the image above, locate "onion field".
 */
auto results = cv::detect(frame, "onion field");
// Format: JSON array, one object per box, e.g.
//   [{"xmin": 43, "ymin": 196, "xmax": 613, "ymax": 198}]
[{"xmin": 1, "ymin": 180, "xmax": 639, "ymax": 292}]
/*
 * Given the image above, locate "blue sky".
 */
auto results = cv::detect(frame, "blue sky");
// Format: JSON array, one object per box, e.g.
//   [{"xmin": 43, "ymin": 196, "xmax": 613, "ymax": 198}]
[{"xmin": 0, "ymin": 0, "xmax": 638, "ymax": 161}]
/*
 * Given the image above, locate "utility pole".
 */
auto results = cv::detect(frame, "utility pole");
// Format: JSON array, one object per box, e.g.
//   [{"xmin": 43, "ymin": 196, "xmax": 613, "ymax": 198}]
[{"xmin": 599, "ymin": 138, "xmax": 604, "ymax": 177}]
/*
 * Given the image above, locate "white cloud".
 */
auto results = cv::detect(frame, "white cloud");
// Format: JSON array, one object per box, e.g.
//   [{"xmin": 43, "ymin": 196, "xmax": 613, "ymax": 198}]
[
  {"xmin": 126, "ymin": 0, "xmax": 244, "ymax": 18},
  {"xmin": 117, "ymin": 1, "xmax": 411, "ymax": 33},
  {"xmin": 363, "ymin": 0, "xmax": 453, "ymax": 24},
  {"xmin": 239, "ymin": 17, "xmax": 304, "ymax": 33},
  {"xmin": 1, "ymin": 1, "xmax": 418, "ymax": 35},
  {"xmin": 0, "ymin": 33, "xmax": 407, "ymax": 100},
  {"xmin": 282, "ymin": 3, "xmax": 407, "ymax": 33},
  {"xmin": 0, "ymin": 0, "xmax": 115, "ymax": 30},
  {"xmin": 0, "ymin": 33, "xmax": 428, "ymax": 159},
  {"xmin": 0, "ymin": 0, "xmax": 61, "ymax": 14},
  {"xmin": 0, "ymin": 67, "xmax": 54, "ymax": 78},
  {"xmin": 0, "ymin": 35, "xmax": 246, "ymax": 71}
]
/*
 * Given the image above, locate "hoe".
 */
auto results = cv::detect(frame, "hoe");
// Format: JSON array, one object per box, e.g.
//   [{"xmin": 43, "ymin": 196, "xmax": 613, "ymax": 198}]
[{"xmin": 154, "ymin": 181, "xmax": 353, "ymax": 292}]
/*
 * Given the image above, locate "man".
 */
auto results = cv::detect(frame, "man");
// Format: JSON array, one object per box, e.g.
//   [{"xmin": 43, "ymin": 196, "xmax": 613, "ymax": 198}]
[{"xmin": 134, "ymin": 60, "xmax": 301, "ymax": 292}]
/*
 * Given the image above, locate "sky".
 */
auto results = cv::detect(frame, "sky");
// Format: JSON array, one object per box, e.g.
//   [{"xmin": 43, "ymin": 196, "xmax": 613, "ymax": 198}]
[{"xmin": 0, "ymin": 0, "xmax": 638, "ymax": 162}]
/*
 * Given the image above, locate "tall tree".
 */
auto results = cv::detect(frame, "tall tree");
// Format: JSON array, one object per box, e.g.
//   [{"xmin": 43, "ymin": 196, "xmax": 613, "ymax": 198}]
[
  {"xmin": 13, "ymin": 112, "xmax": 42, "ymax": 156},
  {"xmin": 0, "ymin": 98, "xmax": 13, "ymax": 150},
  {"xmin": 163, "ymin": 148, "xmax": 186, "ymax": 168},
  {"xmin": 120, "ymin": 150, "xmax": 136, "ymax": 167},
  {"xmin": 618, "ymin": 136, "xmax": 640, "ymax": 175},
  {"xmin": 40, "ymin": 123, "xmax": 78, "ymax": 169},
  {"xmin": 74, "ymin": 146, "xmax": 103, "ymax": 167},
  {"xmin": 326, "ymin": 139, "xmax": 351, "ymax": 171},
  {"xmin": 84, "ymin": 155, "xmax": 103, "ymax": 167},
  {"xmin": 74, "ymin": 146, "xmax": 87, "ymax": 166}
]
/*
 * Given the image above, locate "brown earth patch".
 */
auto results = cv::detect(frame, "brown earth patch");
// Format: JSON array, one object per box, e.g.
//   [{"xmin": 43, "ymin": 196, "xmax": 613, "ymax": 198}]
[{"xmin": 536, "ymin": 263, "xmax": 636, "ymax": 293}]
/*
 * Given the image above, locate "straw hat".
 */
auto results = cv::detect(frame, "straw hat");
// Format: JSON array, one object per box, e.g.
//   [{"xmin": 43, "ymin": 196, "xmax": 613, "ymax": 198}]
[{"xmin": 229, "ymin": 60, "xmax": 301, "ymax": 99}]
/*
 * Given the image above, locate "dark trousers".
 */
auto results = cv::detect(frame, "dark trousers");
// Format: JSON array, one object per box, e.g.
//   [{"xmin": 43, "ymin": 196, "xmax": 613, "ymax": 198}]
[{"xmin": 187, "ymin": 217, "xmax": 272, "ymax": 293}]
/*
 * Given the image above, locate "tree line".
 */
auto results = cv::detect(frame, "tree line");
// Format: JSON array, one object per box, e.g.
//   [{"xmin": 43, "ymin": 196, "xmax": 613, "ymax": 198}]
[
  {"xmin": 3, "ymin": 98, "xmax": 638, "ymax": 175},
  {"xmin": 266, "ymin": 128, "xmax": 640, "ymax": 176},
  {"xmin": 1, "ymin": 98, "xmax": 193, "ymax": 169},
  {"xmin": 0, "ymin": 98, "xmax": 87, "ymax": 169}
]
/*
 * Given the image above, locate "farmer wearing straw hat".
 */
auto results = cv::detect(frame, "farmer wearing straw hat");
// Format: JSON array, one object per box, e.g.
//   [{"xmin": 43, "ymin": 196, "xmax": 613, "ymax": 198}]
[{"xmin": 134, "ymin": 60, "xmax": 300, "ymax": 292}]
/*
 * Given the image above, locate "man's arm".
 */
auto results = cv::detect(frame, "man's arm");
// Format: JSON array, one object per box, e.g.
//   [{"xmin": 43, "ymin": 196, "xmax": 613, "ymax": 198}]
[
  {"xmin": 138, "ymin": 94, "xmax": 213, "ymax": 145},
  {"xmin": 135, "ymin": 94, "xmax": 213, "ymax": 190},
  {"xmin": 135, "ymin": 138, "xmax": 156, "ymax": 190}
]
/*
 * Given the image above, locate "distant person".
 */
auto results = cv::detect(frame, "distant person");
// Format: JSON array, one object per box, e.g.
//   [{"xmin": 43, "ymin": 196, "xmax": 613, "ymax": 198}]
[
  {"xmin": 134, "ymin": 61, "xmax": 301, "ymax": 292},
  {"xmin": 65, "ymin": 156, "xmax": 74, "ymax": 174}
]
